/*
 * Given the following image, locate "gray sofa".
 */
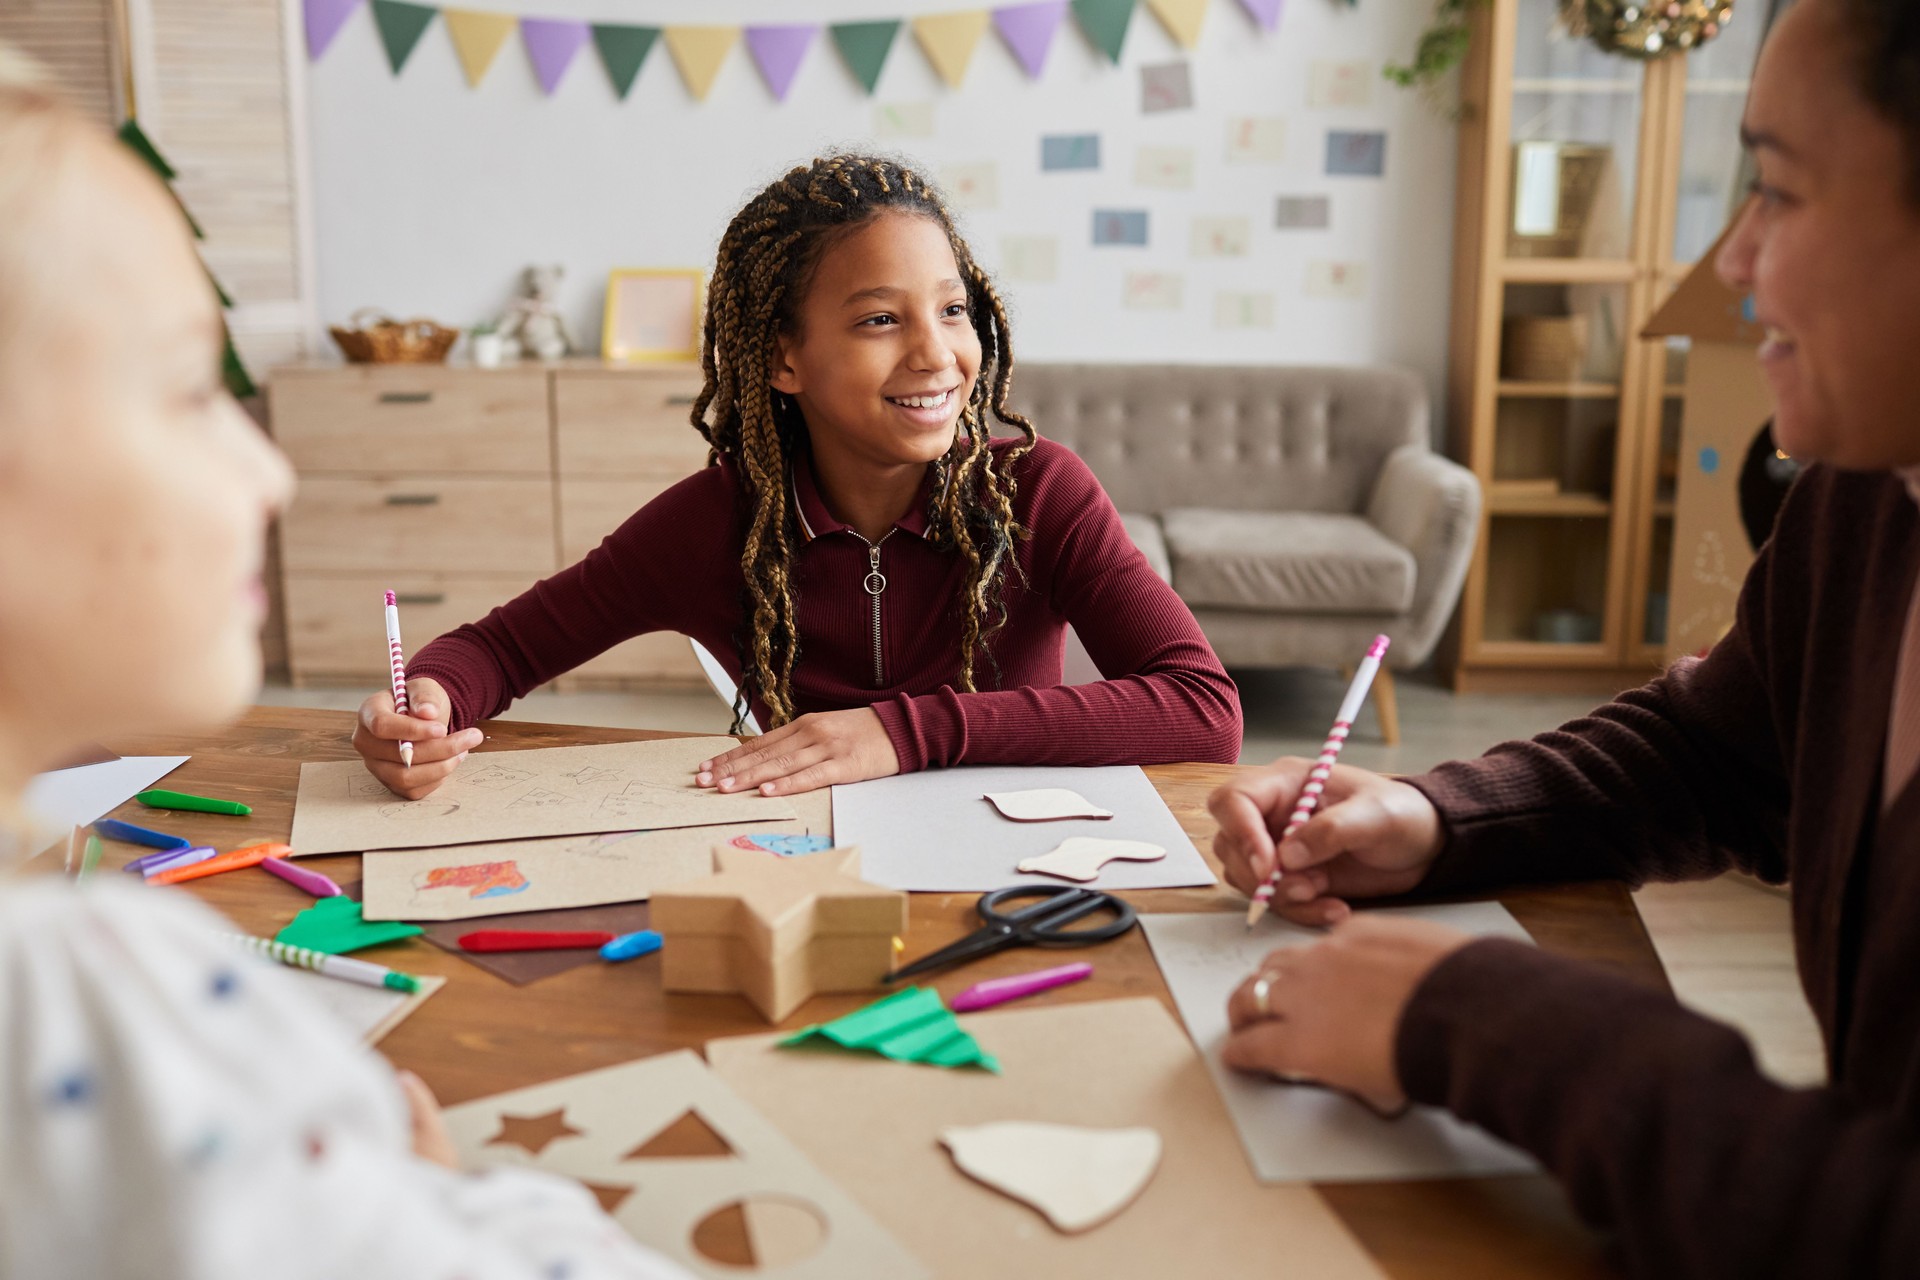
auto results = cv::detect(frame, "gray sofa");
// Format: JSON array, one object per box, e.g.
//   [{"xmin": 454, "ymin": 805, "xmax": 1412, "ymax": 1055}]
[{"xmin": 1011, "ymin": 364, "xmax": 1482, "ymax": 743}]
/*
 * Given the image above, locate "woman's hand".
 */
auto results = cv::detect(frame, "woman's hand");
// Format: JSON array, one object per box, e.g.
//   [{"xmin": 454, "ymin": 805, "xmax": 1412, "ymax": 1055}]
[
  {"xmin": 1223, "ymin": 915, "xmax": 1473, "ymax": 1114},
  {"xmin": 695, "ymin": 708, "xmax": 900, "ymax": 797},
  {"xmin": 397, "ymin": 1068, "xmax": 460, "ymax": 1170},
  {"xmin": 1208, "ymin": 759, "xmax": 1447, "ymax": 927},
  {"xmin": 352, "ymin": 677, "xmax": 480, "ymax": 800}
]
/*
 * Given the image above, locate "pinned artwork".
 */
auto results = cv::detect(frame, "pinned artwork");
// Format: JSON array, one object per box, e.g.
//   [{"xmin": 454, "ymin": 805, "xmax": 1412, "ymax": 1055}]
[
  {"xmin": 1140, "ymin": 60, "xmax": 1194, "ymax": 113},
  {"xmin": 290, "ymin": 738, "xmax": 795, "ymax": 856},
  {"xmin": 1041, "ymin": 133, "xmax": 1101, "ymax": 172},
  {"xmin": 1000, "ymin": 235, "xmax": 1060, "ymax": 283},
  {"xmin": 1016, "ymin": 837, "xmax": 1166, "ymax": 882},
  {"xmin": 1226, "ymin": 116, "xmax": 1286, "ymax": 163},
  {"xmin": 984, "ymin": 788, "xmax": 1114, "ymax": 822},
  {"xmin": 1092, "ymin": 209, "xmax": 1149, "ymax": 247},
  {"xmin": 1190, "ymin": 216, "xmax": 1251, "ymax": 258},
  {"xmin": 940, "ymin": 1123, "xmax": 1161, "ymax": 1232},
  {"xmin": 941, "ymin": 162, "xmax": 1000, "ymax": 210},
  {"xmin": 1133, "ymin": 146, "xmax": 1196, "ymax": 190},
  {"xmin": 441, "ymin": 1049, "xmax": 931, "ymax": 1280},
  {"xmin": 1215, "ymin": 292, "xmax": 1277, "ymax": 330},
  {"xmin": 1121, "ymin": 272, "xmax": 1184, "ymax": 311},
  {"xmin": 1275, "ymin": 194, "xmax": 1332, "ymax": 229},
  {"xmin": 1326, "ymin": 130, "xmax": 1387, "ymax": 177},
  {"xmin": 873, "ymin": 100, "xmax": 935, "ymax": 137},
  {"xmin": 1306, "ymin": 260, "xmax": 1368, "ymax": 299},
  {"xmin": 729, "ymin": 831, "xmax": 835, "ymax": 857},
  {"xmin": 1307, "ymin": 59, "xmax": 1373, "ymax": 109}
]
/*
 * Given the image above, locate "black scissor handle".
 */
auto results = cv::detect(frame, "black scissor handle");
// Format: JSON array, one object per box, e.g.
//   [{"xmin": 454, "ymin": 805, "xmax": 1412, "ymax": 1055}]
[{"xmin": 979, "ymin": 884, "xmax": 1138, "ymax": 945}]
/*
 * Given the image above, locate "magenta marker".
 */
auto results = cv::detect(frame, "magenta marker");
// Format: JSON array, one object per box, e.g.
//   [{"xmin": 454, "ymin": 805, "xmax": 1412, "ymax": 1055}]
[
  {"xmin": 951, "ymin": 962, "xmax": 1093, "ymax": 1012},
  {"xmin": 262, "ymin": 857, "xmax": 342, "ymax": 897}
]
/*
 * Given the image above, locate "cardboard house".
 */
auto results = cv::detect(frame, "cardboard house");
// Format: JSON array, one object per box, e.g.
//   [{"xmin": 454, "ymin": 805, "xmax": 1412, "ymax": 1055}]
[{"xmin": 1641, "ymin": 221, "xmax": 1777, "ymax": 663}]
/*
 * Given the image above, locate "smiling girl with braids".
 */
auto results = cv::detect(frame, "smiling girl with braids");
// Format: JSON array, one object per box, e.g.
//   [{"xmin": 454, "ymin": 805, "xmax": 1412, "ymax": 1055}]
[{"xmin": 354, "ymin": 154, "xmax": 1241, "ymax": 798}]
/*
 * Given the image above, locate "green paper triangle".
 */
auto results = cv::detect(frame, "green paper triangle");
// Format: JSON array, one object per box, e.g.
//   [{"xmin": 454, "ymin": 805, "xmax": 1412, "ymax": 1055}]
[
  {"xmin": 591, "ymin": 23, "xmax": 660, "ymax": 100},
  {"xmin": 1071, "ymin": 0, "xmax": 1135, "ymax": 64},
  {"xmin": 371, "ymin": 0, "xmax": 438, "ymax": 76},
  {"xmin": 276, "ymin": 896, "xmax": 423, "ymax": 955},
  {"xmin": 116, "ymin": 119, "xmax": 176, "ymax": 181},
  {"xmin": 780, "ymin": 986, "xmax": 998, "ymax": 1072},
  {"xmin": 830, "ymin": 20, "xmax": 900, "ymax": 95}
]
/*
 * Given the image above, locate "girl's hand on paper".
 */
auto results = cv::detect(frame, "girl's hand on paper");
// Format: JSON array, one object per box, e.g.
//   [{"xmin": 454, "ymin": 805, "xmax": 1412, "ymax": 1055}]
[
  {"xmin": 1208, "ymin": 760, "xmax": 1445, "ymax": 927},
  {"xmin": 397, "ymin": 1069, "xmax": 460, "ymax": 1170},
  {"xmin": 696, "ymin": 707, "xmax": 900, "ymax": 797},
  {"xmin": 353, "ymin": 677, "xmax": 479, "ymax": 800},
  {"xmin": 1222, "ymin": 915, "xmax": 1473, "ymax": 1114}
]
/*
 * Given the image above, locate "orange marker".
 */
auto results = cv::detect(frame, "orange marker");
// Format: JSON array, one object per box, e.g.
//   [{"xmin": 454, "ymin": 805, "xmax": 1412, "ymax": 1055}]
[{"xmin": 151, "ymin": 842, "xmax": 293, "ymax": 886}]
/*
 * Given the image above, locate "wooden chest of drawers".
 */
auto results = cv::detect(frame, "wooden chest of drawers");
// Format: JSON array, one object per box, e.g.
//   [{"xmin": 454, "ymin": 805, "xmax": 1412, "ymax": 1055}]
[{"xmin": 268, "ymin": 360, "xmax": 709, "ymax": 689}]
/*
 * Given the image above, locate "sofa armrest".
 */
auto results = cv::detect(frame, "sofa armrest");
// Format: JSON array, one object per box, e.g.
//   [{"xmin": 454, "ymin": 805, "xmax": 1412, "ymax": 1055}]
[{"xmin": 1365, "ymin": 444, "xmax": 1483, "ymax": 666}]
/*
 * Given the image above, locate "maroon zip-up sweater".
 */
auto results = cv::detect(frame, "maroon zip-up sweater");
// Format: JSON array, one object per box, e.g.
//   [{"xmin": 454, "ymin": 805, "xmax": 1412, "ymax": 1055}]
[
  {"xmin": 408, "ymin": 436, "xmax": 1241, "ymax": 770},
  {"xmin": 1395, "ymin": 464, "xmax": 1920, "ymax": 1278}
]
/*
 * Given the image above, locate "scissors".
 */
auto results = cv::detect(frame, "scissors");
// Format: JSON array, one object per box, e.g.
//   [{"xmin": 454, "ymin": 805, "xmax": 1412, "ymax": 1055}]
[{"xmin": 886, "ymin": 884, "xmax": 1138, "ymax": 983}]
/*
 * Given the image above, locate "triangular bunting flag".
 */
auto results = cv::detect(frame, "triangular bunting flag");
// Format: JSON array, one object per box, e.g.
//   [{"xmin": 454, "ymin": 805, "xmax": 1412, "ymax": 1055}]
[
  {"xmin": 745, "ymin": 24, "xmax": 819, "ymax": 101},
  {"xmin": 521, "ymin": 17, "xmax": 590, "ymax": 95},
  {"xmin": 912, "ymin": 11, "xmax": 991, "ymax": 90},
  {"xmin": 664, "ymin": 26, "xmax": 739, "ymax": 101},
  {"xmin": 993, "ymin": 2, "xmax": 1067, "ymax": 79},
  {"xmin": 442, "ymin": 9, "xmax": 515, "ymax": 88},
  {"xmin": 305, "ymin": 0, "xmax": 363, "ymax": 61},
  {"xmin": 830, "ymin": 20, "xmax": 900, "ymax": 95},
  {"xmin": 591, "ymin": 24, "xmax": 659, "ymax": 100},
  {"xmin": 1071, "ymin": 0, "xmax": 1135, "ymax": 63},
  {"xmin": 370, "ymin": 0, "xmax": 437, "ymax": 75},
  {"xmin": 1235, "ymin": 0, "xmax": 1282, "ymax": 31},
  {"xmin": 1146, "ymin": 0, "xmax": 1209, "ymax": 47}
]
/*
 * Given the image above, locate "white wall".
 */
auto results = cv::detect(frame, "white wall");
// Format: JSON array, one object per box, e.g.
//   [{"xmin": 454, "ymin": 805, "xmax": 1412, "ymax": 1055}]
[{"xmin": 306, "ymin": 0, "xmax": 1457, "ymax": 407}]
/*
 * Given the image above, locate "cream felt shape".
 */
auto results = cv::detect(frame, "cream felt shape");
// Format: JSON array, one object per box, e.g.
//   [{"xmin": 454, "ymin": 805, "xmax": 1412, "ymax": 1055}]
[
  {"xmin": 939, "ymin": 1122, "xmax": 1162, "ymax": 1233},
  {"xmin": 982, "ymin": 789, "xmax": 1114, "ymax": 822},
  {"xmin": 1016, "ymin": 837, "xmax": 1167, "ymax": 882}
]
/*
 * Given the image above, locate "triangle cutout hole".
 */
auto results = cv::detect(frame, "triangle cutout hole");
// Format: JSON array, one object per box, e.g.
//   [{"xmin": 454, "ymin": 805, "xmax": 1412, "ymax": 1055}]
[{"xmin": 623, "ymin": 1107, "xmax": 737, "ymax": 1160}]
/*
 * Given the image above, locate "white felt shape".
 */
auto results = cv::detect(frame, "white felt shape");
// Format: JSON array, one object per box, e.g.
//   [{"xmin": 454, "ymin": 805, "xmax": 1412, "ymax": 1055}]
[
  {"xmin": 1016, "ymin": 837, "xmax": 1167, "ymax": 882},
  {"xmin": 983, "ymin": 789, "xmax": 1114, "ymax": 822},
  {"xmin": 939, "ymin": 1122, "xmax": 1162, "ymax": 1233}
]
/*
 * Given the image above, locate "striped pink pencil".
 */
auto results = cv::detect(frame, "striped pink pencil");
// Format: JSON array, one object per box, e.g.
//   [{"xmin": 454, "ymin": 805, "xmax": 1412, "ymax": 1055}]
[
  {"xmin": 383, "ymin": 591, "xmax": 414, "ymax": 768},
  {"xmin": 1245, "ymin": 634, "xmax": 1390, "ymax": 928}
]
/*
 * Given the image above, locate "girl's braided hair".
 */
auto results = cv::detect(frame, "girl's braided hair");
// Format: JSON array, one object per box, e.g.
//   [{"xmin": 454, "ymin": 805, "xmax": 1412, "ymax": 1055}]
[{"xmin": 690, "ymin": 154, "xmax": 1035, "ymax": 733}]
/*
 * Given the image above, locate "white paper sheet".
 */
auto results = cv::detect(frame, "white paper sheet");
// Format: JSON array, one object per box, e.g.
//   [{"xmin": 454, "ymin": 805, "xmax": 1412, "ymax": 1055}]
[
  {"xmin": 1141, "ymin": 903, "xmax": 1539, "ymax": 1183},
  {"xmin": 277, "ymin": 965, "xmax": 446, "ymax": 1045},
  {"xmin": 23, "ymin": 756, "xmax": 190, "ymax": 851},
  {"xmin": 832, "ymin": 765, "xmax": 1216, "ymax": 892}
]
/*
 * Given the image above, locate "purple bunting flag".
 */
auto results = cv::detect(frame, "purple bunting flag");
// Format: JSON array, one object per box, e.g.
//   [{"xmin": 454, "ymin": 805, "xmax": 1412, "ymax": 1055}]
[
  {"xmin": 1235, "ymin": 0, "xmax": 1283, "ymax": 31},
  {"xmin": 305, "ymin": 0, "xmax": 363, "ymax": 60},
  {"xmin": 521, "ymin": 17, "xmax": 591, "ymax": 96},
  {"xmin": 745, "ymin": 24, "xmax": 819, "ymax": 101},
  {"xmin": 993, "ymin": 1, "xmax": 1067, "ymax": 79}
]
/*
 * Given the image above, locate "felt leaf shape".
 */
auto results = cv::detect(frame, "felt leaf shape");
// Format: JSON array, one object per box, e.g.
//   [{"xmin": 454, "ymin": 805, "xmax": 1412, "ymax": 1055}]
[
  {"xmin": 940, "ymin": 1122, "xmax": 1161, "ymax": 1233},
  {"xmin": 275, "ymin": 895, "xmax": 422, "ymax": 955},
  {"xmin": 1146, "ymin": 0, "xmax": 1210, "ymax": 47},
  {"xmin": 983, "ymin": 788, "xmax": 1114, "ymax": 822},
  {"xmin": 1017, "ymin": 836, "xmax": 1166, "ymax": 882},
  {"xmin": 912, "ymin": 11, "xmax": 991, "ymax": 89},
  {"xmin": 442, "ymin": 9, "xmax": 516, "ymax": 87},
  {"xmin": 664, "ymin": 26, "xmax": 739, "ymax": 101}
]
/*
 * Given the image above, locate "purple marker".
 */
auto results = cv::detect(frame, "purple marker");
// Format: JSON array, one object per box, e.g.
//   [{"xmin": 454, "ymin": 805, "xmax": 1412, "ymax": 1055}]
[
  {"xmin": 132, "ymin": 846, "xmax": 216, "ymax": 878},
  {"xmin": 951, "ymin": 961, "xmax": 1093, "ymax": 1012},
  {"xmin": 261, "ymin": 857, "xmax": 342, "ymax": 897}
]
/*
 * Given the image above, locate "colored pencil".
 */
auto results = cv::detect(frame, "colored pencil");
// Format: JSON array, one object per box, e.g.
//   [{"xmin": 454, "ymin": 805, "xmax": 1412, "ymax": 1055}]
[
  {"xmin": 1245, "ymin": 634, "xmax": 1390, "ymax": 929},
  {"xmin": 224, "ymin": 933, "xmax": 421, "ymax": 993},
  {"xmin": 384, "ymin": 590, "xmax": 414, "ymax": 769}
]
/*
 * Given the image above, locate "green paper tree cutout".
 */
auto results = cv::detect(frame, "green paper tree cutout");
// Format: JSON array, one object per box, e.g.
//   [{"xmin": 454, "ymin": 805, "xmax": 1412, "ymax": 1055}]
[
  {"xmin": 116, "ymin": 119, "xmax": 256, "ymax": 400},
  {"xmin": 592, "ymin": 24, "xmax": 661, "ymax": 100},
  {"xmin": 831, "ymin": 21, "xmax": 901, "ymax": 95},
  {"xmin": 371, "ymin": 0, "xmax": 438, "ymax": 76},
  {"xmin": 1072, "ymin": 0, "xmax": 1136, "ymax": 65}
]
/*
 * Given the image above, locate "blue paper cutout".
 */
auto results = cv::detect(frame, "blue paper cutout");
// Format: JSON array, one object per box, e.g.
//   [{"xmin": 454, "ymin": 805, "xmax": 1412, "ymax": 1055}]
[
  {"xmin": 1041, "ymin": 133, "xmax": 1100, "ymax": 171},
  {"xmin": 1326, "ymin": 130, "xmax": 1387, "ymax": 177},
  {"xmin": 1092, "ymin": 209, "xmax": 1149, "ymax": 246}
]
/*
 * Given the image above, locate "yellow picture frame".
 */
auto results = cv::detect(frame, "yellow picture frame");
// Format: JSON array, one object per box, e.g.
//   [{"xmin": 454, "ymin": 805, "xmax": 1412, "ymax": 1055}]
[{"xmin": 601, "ymin": 268, "xmax": 704, "ymax": 363}]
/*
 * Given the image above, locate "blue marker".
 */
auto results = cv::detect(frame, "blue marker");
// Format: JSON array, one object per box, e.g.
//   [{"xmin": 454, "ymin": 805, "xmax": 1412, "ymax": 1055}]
[
  {"xmin": 95, "ymin": 819, "xmax": 191, "ymax": 851},
  {"xmin": 601, "ymin": 930, "xmax": 663, "ymax": 962}
]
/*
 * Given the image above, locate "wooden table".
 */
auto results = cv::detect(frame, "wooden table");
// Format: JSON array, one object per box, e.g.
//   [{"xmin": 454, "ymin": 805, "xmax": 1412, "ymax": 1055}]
[{"xmin": 88, "ymin": 706, "xmax": 1658, "ymax": 1279}]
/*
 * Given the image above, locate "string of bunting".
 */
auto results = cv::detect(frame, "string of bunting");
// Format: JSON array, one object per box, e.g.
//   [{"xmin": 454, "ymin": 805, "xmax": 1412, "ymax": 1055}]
[{"xmin": 304, "ymin": 0, "xmax": 1284, "ymax": 101}]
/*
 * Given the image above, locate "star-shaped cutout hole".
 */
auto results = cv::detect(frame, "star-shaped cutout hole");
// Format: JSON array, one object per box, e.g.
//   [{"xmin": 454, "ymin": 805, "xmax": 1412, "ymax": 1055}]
[
  {"xmin": 623, "ymin": 1108, "xmax": 736, "ymax": 1160},
  {"xmin": 485, "ymin": 1107, "xmax": 584, "ymax": 1156}
]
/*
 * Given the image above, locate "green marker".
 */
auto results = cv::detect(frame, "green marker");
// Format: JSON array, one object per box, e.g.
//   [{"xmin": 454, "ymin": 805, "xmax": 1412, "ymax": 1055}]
[{"xmin": 136, "ymin": 789, "xmax": 252, "ymax": 816}]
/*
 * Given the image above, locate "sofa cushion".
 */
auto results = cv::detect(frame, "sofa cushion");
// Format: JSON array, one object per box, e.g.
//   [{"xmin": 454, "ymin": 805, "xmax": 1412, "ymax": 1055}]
[
  {"xmin": 1161, "ymin": 509, "xmax": 1415, "ymax": 614},
  {"xmin": 1118, "ymin": 512, "xmax": 1173, "ymax": 584}
]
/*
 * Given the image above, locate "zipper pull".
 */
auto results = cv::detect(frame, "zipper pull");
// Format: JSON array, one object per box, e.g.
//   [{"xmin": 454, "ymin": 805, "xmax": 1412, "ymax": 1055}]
[{"xmin": 865, "ymin": 544, "xmax": 887, "ymax": 597}]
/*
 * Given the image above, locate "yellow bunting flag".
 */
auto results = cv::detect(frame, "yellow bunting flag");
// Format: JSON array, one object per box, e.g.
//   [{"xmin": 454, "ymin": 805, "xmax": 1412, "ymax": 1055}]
[
  {"xmin": 1146, "ymin": 0, "xmax": 1210, "ymax": 48},
  {"xmin": 442, "ymin": 9, "xmax": 517, "ymax": 88},
  {"xmin": 664, "ymin": 25, "xmax": 739, "ymax": 101},
  {"xmin": 911, "ymin": 11, "xmax": 990, "ymax": 89}
]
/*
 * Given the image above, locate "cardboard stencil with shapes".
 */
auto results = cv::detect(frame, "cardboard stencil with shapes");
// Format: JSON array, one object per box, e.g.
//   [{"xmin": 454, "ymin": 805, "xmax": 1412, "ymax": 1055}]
[{"xmin": 290, "ymin": 738, "xmax": 795, "ymax": 856}]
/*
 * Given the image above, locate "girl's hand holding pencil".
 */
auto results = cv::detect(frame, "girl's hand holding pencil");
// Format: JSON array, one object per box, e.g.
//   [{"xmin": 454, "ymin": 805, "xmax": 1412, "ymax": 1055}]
[{"xmin": 353, "ymin": 676, "xmax": 479, "ymax": 800}]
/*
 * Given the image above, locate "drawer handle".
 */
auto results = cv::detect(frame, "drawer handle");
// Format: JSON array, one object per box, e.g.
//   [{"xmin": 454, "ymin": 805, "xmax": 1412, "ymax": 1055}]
[
  {"xmin": 379, "ymin": 391, "xmax": 434, "ymax": 405},
  {"xmin": 666, "ymin": 394, "xmax": 698, "ymax": 406},
  {"xmin": 384, "ymin": 493, "xmax": 442, "ymax": 507},
  {"xmin": 393, "ymin": 592, "xmax": 445, "ymax": 606}
]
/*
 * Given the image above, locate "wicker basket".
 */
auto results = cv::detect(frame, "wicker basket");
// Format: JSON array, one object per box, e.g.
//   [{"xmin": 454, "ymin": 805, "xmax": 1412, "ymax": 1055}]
[
  {"xmin": 328, "ymin": 308, "xmax": 460, "ymax": 364},
  {"xmin": 1500, "ymin": 315, "xmax": 1590, "ymax": 383}
]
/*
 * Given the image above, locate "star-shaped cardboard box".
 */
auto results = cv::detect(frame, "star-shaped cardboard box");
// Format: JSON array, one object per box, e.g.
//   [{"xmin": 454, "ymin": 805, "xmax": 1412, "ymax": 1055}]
[{"xmin": 652, "ymin": 845, "xmax": 906, "ymax": 1022}]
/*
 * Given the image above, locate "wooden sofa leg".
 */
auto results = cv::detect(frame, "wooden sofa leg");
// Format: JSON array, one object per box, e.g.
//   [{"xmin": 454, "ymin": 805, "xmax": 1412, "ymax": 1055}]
[{"xmin": 1374, "ymin": 669, "xmax": 1401, "ymax": 746}]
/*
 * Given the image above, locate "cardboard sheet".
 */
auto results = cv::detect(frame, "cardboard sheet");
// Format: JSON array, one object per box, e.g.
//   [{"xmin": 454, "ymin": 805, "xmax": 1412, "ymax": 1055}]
[
  {"xmin": 1140, "ymin": 904, "xmax": 1539, "ymax": 1183},
  {"xmin": 706, "ymin": 998, "xmax": 1383, "ymax": 1279},
  {"xmin": 832, "ymin": 765, "xmax": 1214, "ymax": 892},
  {"xmin": 361, "ymin": 789, "xmax": 832, "ymax": 921},
  {"xmin": 289, "ymin": 738, "xmax": 795, "ymax": 856}
]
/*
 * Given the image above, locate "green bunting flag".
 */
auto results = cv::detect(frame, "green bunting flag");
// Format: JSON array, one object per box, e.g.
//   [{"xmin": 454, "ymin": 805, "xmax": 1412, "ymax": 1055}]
[
  {"xmin": 592, "ymin": 23, "xmax": 660, "ymax": 100},
  {"xmin": 1071, "ymin": 0, "xmax": 1135, "ymax": 64},
  {"xmin": 830, "ymin": 20, "xmax": 901, "ymax": 95},
  {"xmin": 371, "ymin": 0, "xmax": 438, "ymax": 75}
]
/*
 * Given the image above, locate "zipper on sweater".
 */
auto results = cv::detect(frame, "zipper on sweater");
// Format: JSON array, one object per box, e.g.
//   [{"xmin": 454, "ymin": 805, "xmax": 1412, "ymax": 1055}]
[{"xmin": 852, "ymin": 530, "xmax": 895, "ymax": 688}]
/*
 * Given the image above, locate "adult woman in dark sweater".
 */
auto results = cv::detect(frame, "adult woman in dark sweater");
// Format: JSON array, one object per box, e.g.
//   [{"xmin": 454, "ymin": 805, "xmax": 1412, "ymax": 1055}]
[
  {"xmin": 353, "ymin": 156, "xmax": 1240, "ymax": 798},
  {"xmin": 1210, "ymin": 0, "xmax": 1920, "ymax": 1274}
]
